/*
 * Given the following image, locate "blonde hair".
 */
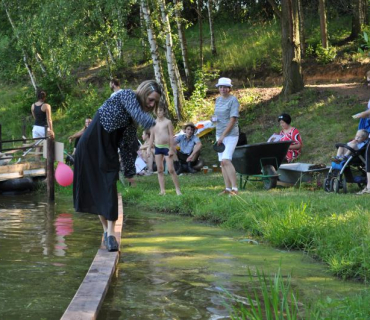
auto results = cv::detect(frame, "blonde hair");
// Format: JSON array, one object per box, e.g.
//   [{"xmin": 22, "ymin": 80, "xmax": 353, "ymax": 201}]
[
  {"xmin": 135, "ymin": 80, "xmax": 162, "ymax": 112},
  {"xmin": 358, "ymin": 129, "xmax": 369, "ymax": 139}
]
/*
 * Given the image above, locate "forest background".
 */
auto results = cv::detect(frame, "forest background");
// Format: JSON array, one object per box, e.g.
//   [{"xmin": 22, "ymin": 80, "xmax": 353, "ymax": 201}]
[{"xmin": 1, "ymin": 0, "xmax": 370, "ymax": 167}]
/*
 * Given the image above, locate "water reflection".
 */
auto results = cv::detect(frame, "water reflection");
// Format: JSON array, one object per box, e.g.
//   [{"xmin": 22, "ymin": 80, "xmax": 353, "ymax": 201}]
[
  {"xmin": 99, "ymin": 209, "xmax": 367, "ymax": 320},
  {"xmin": 53, "ymin": 213, "xmax": 74, "ymax": 256},
  {"xmin": 0, "ymin": 194, "xmax": 100, "ymax": 320}
]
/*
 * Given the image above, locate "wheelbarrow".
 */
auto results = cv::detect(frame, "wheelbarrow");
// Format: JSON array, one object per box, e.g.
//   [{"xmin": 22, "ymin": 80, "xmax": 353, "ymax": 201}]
[{"xmin": 232, "ymin": 141, "xmax": 292, "ymax": 190}]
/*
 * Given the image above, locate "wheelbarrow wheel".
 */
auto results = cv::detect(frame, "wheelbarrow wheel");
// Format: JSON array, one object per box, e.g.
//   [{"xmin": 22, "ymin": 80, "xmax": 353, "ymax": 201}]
[{"xmin": 262, "ymin": 165, "xmax": 278, "ymax": 190}]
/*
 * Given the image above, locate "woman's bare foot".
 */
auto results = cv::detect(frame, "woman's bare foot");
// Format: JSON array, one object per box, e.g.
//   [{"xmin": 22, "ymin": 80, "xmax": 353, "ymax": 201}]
[
  {"xmin": 159, "ymin": 192, "xmax": 166, "ymax": 196},
  {"xmin": 176, "ymin": 190, "xmax": 182, "ymax": 195}
]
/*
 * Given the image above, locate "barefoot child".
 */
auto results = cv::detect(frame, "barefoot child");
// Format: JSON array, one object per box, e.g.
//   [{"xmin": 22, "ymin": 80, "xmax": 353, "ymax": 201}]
[{"xmin": 149, "ymin": 105, "xmax": 182, "ymax": 195}]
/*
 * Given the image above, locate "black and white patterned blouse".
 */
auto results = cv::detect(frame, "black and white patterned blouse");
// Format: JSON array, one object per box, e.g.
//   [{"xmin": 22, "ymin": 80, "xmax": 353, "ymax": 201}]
[{"xmin": 98, "ymin": 89, "xmax": 155, "ymax": 133}]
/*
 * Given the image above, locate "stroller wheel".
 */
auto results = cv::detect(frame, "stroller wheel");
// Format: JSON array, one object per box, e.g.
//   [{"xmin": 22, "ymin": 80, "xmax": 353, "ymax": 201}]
[
  {"xmin": 323, "ymin": 178, "xmax": 332, "ymax": 192},
  {"xmin": 332, "ymin": 178, "xmax": 340, "ymax": 193},
  {"xmin": 342, "ymin": 177, "xmax": 347, "ymax": 194}
]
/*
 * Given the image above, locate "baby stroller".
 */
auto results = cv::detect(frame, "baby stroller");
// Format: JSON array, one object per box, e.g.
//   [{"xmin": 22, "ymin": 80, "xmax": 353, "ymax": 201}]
[{"xmin": 324, "ymin": 141, "xmax": 368, "ymax": 193}]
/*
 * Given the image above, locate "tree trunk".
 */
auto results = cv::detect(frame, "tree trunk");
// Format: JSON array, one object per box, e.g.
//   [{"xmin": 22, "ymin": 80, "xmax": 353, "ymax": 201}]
[
  {"xmin": 158, "ymin": 0, "xmax": 184, "ymax": 120},
  {"xmin": 3, "ymin": 1, "xmax": 37, "ymax": 92},
  {"xmin": 297, "ymin": 0, "xmax": 305, "ymax": 56},
  {"xmin": 207, "ymin": 0, "xmax": 216, "ymax": 55},
  {"xmin": 197, "ymin": 0, "xmax": 203, "ymax": 69},
  {"xmin": 361, "ymin": 0, "xmax": 368, "ymax": 25},
  {"xmin": 267, "ymin": 0, "xmax": 282, "ymax": 19},
  {"xmin": 173, "ymin": 0, "xmax": 193, "ymax": 94},
  {"xmin": 350, "ymin": 0, "xmax": 363, "ymax": 40},
  {"xmin": 281, "ymin": 0, "xmax": 304, "ymax": 97},
  {"xmin": 140, "ymin": 0, "xmax": 171, "ymax": 111},
  {"xmin": 318, "ymin": 0, "xmax": 328, "ymax": 48}
]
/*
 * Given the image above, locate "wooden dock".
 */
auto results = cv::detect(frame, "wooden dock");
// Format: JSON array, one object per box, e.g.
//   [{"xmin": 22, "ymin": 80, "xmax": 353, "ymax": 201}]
[
  {"xmin": 0, "ymin": 161, "xmax": 46, "ymax": 181},
  {"xmin": 61, "ymin": 194, "xmax": 124, "ymax": 320}
]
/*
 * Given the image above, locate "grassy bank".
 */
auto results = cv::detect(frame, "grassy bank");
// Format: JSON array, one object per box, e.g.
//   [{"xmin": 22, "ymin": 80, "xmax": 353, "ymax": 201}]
[
  {"xmin": 116, "ymin": 172, "xmax": 370, "ymax": 282},
  {"xmin": 114, "ymin": 172, "xmax": 370, "ymax": 317}
]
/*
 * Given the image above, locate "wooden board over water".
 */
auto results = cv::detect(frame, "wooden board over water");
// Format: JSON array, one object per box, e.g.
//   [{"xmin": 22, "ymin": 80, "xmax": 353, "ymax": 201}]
[
  {"xmin": 61, "ymin": 194, "xmax": 124, "ymax": 320},
  {"xmin": 0, "ymin": 161, "xmax": 46, "ymax": 181}
]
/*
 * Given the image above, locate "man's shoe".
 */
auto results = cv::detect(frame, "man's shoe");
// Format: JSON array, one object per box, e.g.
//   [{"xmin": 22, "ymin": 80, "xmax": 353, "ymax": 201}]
[
  {"xmin": 187, "ymin": 163, "xmax": 197, "ymax": 173},
  {"xmin": 176, "ymin": 166, "xmax": 184, "ymax": 175},
  {"xmin": 107, "ymin": 236, "xmax": 119, "ymax": 252}
]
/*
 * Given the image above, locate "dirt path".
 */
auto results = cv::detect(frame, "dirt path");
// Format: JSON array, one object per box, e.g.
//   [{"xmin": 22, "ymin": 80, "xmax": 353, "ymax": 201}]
[{"xmin": 307, "ymin": 82, "xmax": 370, "ymax": 106}]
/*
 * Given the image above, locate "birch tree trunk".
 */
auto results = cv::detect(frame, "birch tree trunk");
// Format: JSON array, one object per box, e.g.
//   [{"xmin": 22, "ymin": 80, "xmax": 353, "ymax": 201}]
[
  {"xmin": 207, "ymin": 0, "xmax": 216, "ymax": 55},
  {"xmin": 158, "ymin": 0, "xmax": 184, "ymax": 120},
  {"xmin": 3, "ymin": 1, "xmax": 37, "ymax": 92},
  {"xmin": 318, "ymin": 0, "xmax": 328, "ymax": 48},
  {"xmin": 140, "ymin": 0, "xmax": 171, "ymax": 111},
  {"xmin": 173, "ymin": 0, "xmax": 193, "ymax": 93},
  {"xmin": 281, "ymin": 0, "xmax": 304, "ymax": 96},
  {"xmin": 297, "ymin": 0, "xmax": 305, "ymax": 56},
  {"xmin": 198, "ymin": 0, "xmax": 203, "ymax": 69}
]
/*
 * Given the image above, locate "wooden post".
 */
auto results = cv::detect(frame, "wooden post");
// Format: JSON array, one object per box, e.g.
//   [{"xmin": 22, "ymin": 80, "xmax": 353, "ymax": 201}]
[
  {"xmin": 47, "ymin": 136, "xmax": 55, "ymax": 201},
  {"xmin": 45, "ymin": 124, "xmax": 55, "ymax": 201},
  {"xmin": 22, "ymin": 118, "xmax": 26, "ymax": 142}
]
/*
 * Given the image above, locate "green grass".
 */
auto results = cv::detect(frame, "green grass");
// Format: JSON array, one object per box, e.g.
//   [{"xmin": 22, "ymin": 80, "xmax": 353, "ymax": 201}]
[{"xmin": 115, "ymin": 172, "xmax": 370, "ymax": 282}]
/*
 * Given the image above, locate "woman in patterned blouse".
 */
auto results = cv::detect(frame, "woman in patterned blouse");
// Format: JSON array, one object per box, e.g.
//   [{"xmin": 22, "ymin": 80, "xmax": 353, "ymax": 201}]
[
  {"xmin": 73, "ymin": 80, "xmax": 162, "ymax": 252},
  {"xmin": 278, "ymin": 113, "xmax": 303, "ymax": 163}
]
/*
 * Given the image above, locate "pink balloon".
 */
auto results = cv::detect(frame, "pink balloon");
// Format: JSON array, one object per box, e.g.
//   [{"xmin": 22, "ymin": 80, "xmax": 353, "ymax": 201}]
[{"xmin": 55, "ymin": 162, "xmax": 74, "ymax": 187}]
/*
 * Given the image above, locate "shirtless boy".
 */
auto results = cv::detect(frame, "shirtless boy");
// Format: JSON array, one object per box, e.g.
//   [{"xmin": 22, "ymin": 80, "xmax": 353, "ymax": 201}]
[{"xmin": 149, "ymin": 105, "xmax": 182, "ymax": 195}]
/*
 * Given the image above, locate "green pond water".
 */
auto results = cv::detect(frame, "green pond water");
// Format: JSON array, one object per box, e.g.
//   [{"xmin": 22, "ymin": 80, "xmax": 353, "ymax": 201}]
[
  {"xmin": 99, "ymin": 208, "xmax": 366, "ymax": 319},
  {"xmin": 0, "ymin": 194, "xmax": 367, "ymax": 319}
]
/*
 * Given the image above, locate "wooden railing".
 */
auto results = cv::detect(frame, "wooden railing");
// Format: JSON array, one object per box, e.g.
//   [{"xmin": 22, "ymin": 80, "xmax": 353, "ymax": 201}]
[{"xmin": 0, "ymin": 123, "xmax": 55, "ymax": 201}]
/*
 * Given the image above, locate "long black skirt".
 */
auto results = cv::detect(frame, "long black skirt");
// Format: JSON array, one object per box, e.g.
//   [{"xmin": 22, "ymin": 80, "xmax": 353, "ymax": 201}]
[{"xmin": 73, "ymin": 114, "xmax": 123, "ymax": 221}]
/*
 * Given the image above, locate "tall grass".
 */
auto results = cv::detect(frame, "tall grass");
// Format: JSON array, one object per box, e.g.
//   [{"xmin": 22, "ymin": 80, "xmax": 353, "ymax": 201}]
[{"xmin": 228, "ymin": 268, "xmax": 301, "ymax": 320}]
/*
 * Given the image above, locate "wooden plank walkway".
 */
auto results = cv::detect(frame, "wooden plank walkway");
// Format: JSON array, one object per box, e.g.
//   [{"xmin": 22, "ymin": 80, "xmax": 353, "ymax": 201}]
[
  {"xmin": 61, "ymin": 194, "xmax": 124, "ymax": 320},
  {"xmin": 0, "ymin": 161, "xmax": 46, "ymax": 181}
]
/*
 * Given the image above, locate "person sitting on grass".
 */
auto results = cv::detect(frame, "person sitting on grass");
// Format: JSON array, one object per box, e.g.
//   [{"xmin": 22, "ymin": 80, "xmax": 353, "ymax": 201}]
[
  {"xmin": 148, "ymin": 104, "xmax": 182, "ymax": 195},
  {"xmin": 332, "ymin": 129, "xmax": 369, "ymax": 163},
  {"xmin": 138, "ymin": 129, "xmax": 155, "ymax": 175},
  {"xmin": 278, "ymin": 113, "xmax": 303, "ymax": 163},
  {"xmin": 175, "ymin": 123, "xmax": 202, "ymax": 175}
]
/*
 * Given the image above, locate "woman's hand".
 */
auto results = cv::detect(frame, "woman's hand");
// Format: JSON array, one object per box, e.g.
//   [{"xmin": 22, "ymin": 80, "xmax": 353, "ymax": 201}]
[{"xmin": 217, "ymin": 136, "xmax": 224, "ymax": 145}]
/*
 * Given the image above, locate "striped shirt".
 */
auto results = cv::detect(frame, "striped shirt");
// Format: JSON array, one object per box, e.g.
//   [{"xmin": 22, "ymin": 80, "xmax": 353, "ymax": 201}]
[{"xmin": 214, "ymin": 95, "xmax": 239, "ymax": 137}]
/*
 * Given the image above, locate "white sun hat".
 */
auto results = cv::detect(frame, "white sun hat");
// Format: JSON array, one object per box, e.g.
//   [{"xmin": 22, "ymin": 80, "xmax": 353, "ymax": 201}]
[{"xmin": 215, "ymin": 77, "xmax": 233, "ymax": 87}]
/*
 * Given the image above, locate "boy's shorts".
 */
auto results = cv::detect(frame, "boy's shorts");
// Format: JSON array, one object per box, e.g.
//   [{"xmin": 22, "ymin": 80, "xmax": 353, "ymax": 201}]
[
  {"xmin": 155, "ymin": 146, "xmax": 169, "ymax": 156},
  {"xmin": 216, "ymin": 135, "xmax": 238, "ymax": 161}
]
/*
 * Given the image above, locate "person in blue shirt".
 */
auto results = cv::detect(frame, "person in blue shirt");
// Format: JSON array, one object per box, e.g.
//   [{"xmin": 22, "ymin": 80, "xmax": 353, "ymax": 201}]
[{"xmin": 175, "ymin": 123, "xmax": 202, "ymax": 174}]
